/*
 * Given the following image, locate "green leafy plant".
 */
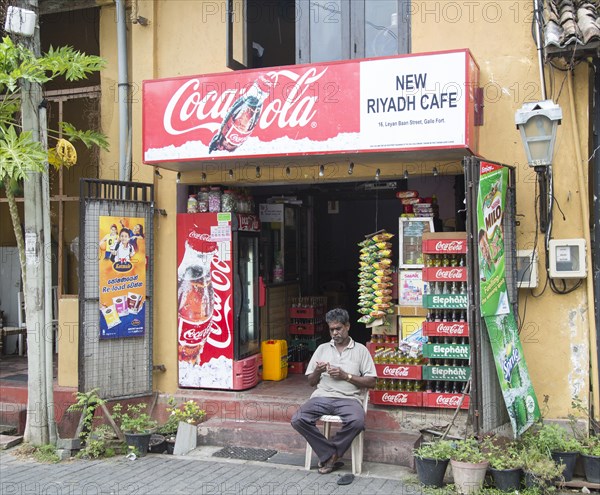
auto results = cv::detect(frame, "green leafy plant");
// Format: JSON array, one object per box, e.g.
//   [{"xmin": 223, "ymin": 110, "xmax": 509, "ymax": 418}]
[
  {"xmin": 157, "ymin": 398, "xmax": 206, "ymax": 437},
  {"xmin": 482, "ymin": 437, "xmax": 523, "ymax": 470},
  {"xmin": 32, "ymin": 444, "xmax": 60, "ymax": 463},
  {"xmin": 581, "ymin": 435, "xmax": 600, "ymax": 456},
  {"xmin": 112, "ymin": 403, "xmax": 157, "ymax": 434},
  {"xmin": 67, "ymin": 388, "xmax": 106, "ymax": 445},
  {"xmin": 414, "ymin": 439, "xmax": 455, "ymax": 460},
  {"xmin": 76, "ymin": 425, "xmax": 120, "ymax": 459},
  {"xmin": 449, "ymin": 438, "xmax": 487, "ymax": 464},
  {"xmin": 521, "ymin": 446, "xmax": 564, "ymax": 488},
  {"xmin": 522, "ymin": 423, "xmax": 581, "ymax": 454}
]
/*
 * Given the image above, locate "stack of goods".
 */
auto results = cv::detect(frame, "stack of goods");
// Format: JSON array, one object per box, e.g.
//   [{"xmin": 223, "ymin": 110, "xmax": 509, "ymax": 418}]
[
  {"xmin": 396, "ymin": 190, "xmax": 434, "ymax": 218},
  {"xmin": 357, "ymin": 231, "xmax": 395, "ymax": 325}
]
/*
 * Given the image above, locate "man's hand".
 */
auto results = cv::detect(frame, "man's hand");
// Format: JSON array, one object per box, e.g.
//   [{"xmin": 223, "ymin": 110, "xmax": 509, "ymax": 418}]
[{"xmin": 326, "ymin": 365, "xmax": 347, "ymax": 381}]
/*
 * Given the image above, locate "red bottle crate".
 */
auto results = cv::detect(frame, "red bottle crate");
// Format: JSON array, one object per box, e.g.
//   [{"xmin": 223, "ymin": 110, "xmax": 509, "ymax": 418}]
[
  {"xmin": 375, "ymin": 364, "xmax": 422, "ymax": 380},
  {"xmin": 369, "ymin": 390, "xmax": 422, "ymax": 407},
  {"xmin": 422, "ymin": 392, "xmax": 470, "ymax": 409},
  {"xmin": 422, "ymin": 321, "xmax": 469, "ymax": 338},
  {"xmin": 289, "ymin": 322, "xmax": 324, "ymax": 335},
  {"xmin": 422, "ymin": 266, "xmax": 467, "ymax": 282},
  {"xmin": 290, "ymin": 307, "xmax": 324, "ymax": 319},
  {"xmin": 288, "ymin": 361, "xmax": 308, "ymax": 374},
  {"xmin": 422, "ymin": 237, "xmax": 467, "ymax": 254}
]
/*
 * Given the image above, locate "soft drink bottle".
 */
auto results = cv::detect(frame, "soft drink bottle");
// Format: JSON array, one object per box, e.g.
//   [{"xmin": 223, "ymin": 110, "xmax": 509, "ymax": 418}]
[{"xmin": 208, "ymin": 76, "xmax": 272, "ymax": 153}]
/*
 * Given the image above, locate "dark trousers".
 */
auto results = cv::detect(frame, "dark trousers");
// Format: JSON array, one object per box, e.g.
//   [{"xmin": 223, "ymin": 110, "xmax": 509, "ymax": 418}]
[{"xmin": 291, "ymin": 397, "xmax": 365, "ymax": 463}]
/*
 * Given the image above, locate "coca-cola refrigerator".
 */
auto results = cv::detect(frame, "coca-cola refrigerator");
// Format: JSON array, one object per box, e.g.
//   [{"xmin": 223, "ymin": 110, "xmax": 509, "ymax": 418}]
[{"xmin": 177, "ymin": 212, "xmax": 263, "ymax": 390}]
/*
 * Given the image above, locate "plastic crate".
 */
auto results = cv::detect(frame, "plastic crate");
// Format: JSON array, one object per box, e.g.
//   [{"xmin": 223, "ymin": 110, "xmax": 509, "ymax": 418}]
[
  {"xmin": 369, "ymin": 390, "xmax": 422, "ymax": 407},
  {"xmin": 422, "ymin": 392, "xmax": 470, "ymax": 409}
]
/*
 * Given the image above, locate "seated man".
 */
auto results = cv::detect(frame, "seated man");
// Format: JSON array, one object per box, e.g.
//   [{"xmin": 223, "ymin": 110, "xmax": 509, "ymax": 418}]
[{"xmin": 291, "ymin": 308, "xmax": 376, "ymax": 474}]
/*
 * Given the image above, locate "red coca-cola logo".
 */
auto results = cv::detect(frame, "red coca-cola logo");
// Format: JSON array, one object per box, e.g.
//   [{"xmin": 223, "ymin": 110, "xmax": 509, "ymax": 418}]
[
  {"xmin": 435, "ymin": 268, "xmax": 463, "ymax": 279},
  {"xmin": 435, "ymin": 240, "xmax": 465, "ymax": 252},
  {"xmin": 437, "ymin": 323, "xmax": 466, "ymax": 335},
  {"xmin": 382, "ymin": 393, "xmax": 408, "ymax": 404},
  {"xmin": 180, "ymin": 325, "xmax": 212, "ymax": 346},
  {"xmin": 187, "ymin": 232, "xmax": 217, "ymax": 253},
  {"xmin": 435, "ymin": 395, "xmax": 462, "ymax": 406},
  {"xmin": 163, "ymin": 68, "xmax": 327, "ymax": 136},
  {"xmin": 383, "ymin": 366, "xmax": 409, "ymax": 377}
]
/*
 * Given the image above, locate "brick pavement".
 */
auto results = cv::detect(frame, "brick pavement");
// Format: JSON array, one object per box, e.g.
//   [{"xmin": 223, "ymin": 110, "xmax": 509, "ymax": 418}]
[{"xmin": 0, "ymin": 449, "xmax": 420, "ymax": 495}]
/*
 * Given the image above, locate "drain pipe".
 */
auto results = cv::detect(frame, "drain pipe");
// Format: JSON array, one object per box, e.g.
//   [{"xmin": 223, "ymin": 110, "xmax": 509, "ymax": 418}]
[
  {"xmin": 533, "ymin": 0, "xmax": 547, "ymax": 99},
  {"xmin": 116, "ymin": 0, "xmax": 130, "ymax": 182}
]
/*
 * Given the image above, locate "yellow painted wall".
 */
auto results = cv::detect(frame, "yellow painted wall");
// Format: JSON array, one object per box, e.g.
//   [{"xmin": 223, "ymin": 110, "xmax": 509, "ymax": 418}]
[
  {"xmin": 57, "ymin": 297, "xmax": 79, "ymax": 388},
  {"xmin": 92, "ymin": 1, "xmax": 595, "ymax": 418}
]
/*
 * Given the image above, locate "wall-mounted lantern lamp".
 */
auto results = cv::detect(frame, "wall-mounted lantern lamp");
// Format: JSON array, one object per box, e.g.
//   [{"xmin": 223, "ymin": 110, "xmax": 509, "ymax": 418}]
[{"xmin": 515, "ymin": 100, "xmax": 562, "ymax": 232}]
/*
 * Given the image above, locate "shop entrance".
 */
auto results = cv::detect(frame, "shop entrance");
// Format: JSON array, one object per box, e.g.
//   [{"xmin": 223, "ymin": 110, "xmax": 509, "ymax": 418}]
[{"xmin": 248, "ymin": 174, "xmax": 465, "ymax": 345}]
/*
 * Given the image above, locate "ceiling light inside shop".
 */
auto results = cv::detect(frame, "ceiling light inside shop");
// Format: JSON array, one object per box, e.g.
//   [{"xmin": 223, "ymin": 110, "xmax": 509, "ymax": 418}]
[
  {"xmin": 375, "ymin": 169, "xmax": 380, "ymax": 181},
  {"xmin": 433, "ymin": 167, "xmax": 439, "ymax": 176},
  {"xmin": 176, "ymin": 172, "xmax": 181, "ymax": 183},
  {"xmin": 403, "ymin": 170, "xmax": 409, "ymax": 179},
  {"xmin": 285, "ymin": 166, "xmax": 291, "ymax": 177},
  {"xmin": 201, "ymin": 172, "xmax": 207, "ymax": 181},
  {"xmin": 348, "ymin": 162, "xmax": 354, "ymax": 175},
  {"xmin": 228, "ymin": 169, "xmax": 234, "ymax": 179},
  {"xmin": 319, "ymin": 165, "xmax": 324, "ymax": 177},
  {"xmin": 255, "ymin": 166, "xmax": 261, "ymax": 178}
]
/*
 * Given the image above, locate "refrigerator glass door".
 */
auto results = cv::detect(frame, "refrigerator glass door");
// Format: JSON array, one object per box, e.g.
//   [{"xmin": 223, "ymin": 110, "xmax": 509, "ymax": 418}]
[{"xmin": 235, "ymin": 233, "xmax": 260, "ymax": 359}]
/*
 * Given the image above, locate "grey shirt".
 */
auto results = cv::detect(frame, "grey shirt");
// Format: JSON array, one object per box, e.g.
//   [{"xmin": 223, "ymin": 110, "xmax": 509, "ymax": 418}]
[{"xmin": 306, "ymin": 338, "xmax": 377, "ymax": 402}]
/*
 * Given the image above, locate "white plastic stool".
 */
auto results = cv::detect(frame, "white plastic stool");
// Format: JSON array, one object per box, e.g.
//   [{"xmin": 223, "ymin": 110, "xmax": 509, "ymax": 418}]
[{"xmin": 304, "ymin": 392, "xmax": 369, "ymax": 475}]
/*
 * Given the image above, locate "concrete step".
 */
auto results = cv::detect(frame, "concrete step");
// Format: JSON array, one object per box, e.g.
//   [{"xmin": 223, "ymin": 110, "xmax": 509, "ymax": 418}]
[
  {"xmin": 0, "ymin": 403, "xmax": 27, "ymax": 435},
  {"xmin": 0, "ymin": 434, "xmax": 23, "ymax": 450},
  {"xmin": 197, "ymin": 417, "xmax": 421, "ymax": 467}
]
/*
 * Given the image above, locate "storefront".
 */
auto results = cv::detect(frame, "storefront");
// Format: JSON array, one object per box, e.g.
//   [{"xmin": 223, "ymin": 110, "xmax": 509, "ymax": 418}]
[{"xmin": 134, "ymin": 49, "xmax": 542, "ymax": 436}]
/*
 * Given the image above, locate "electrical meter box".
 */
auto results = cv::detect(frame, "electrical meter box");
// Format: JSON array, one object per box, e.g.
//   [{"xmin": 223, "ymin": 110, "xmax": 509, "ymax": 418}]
[
  {"xmin": 548, "ymin": 239, "xmax": 586, "ymax": 279},
  {"xmin": 516, "ymin": 250, "xmax": 538, "ymax": 288}
]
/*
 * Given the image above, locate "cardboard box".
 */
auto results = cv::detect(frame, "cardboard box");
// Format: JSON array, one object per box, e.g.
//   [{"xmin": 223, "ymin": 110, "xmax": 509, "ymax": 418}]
[{"xmin": 396, "ymin": 305, "xmax": 428, "ymax": 317}]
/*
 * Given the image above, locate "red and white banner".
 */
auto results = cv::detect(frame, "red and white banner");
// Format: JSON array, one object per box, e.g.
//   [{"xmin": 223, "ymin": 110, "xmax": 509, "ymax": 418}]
[{"xmin": 143, "ymin": 50, "xmax": 479, "ymax": 164}]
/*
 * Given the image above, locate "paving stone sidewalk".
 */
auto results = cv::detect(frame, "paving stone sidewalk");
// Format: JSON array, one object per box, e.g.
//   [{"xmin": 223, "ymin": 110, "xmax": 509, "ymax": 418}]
[{"xmin": 0, "ymin": 449, "xmax": 419, "ymax": 495}]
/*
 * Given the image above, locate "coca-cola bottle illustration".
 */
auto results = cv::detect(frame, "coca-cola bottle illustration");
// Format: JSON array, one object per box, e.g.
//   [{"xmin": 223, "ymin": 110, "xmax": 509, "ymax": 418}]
[
  {"xmin": 177, "ymin": 239, "xmax": 217, "ymax": 365},
  {"xmin": 208, "ymin": 76, "xmax": 272, "ymax": 153}
]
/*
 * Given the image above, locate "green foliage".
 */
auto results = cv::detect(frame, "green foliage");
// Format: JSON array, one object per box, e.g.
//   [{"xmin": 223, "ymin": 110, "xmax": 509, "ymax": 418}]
[
  {"xmin": 67, "ymin": 388, "xmax": 106, "ymax": 445},
  {"xmin": 112, "ymin": 403, "xmax": 158, "ymax": 434},
  {"xmin": 449, "ymin": 438, "xmax": 487, "ymax": 464},
  {"xmin": 581, "ymin": 435, "xmax": 600, "ymax": 456},
  {"xmin": 157, "ymin": 398, "xmax": 206, "ymax": 436},
  {"xmin": 0, "ymin": 35, "xmax": 108, "ymax": 186},
  {"xmin": 32, "ymin": 444, "xmax": 60, "ymax": 464},
  {"xmin": 413, "ymin": 439, "xmax": 455, "ymax": 460},
  {"xmin": 522, "ymin": 423, "xmax": 581, "ymax": 454},
  {"xmin": 520, "ymin": 446, "xmax": 564, "ymax": 485},
  {"xmin": 76, "ymin": 425, "xmax": 119, "ymax": 459},
  {"xmin": 482, "ymin": 437, "xmax": 523, "ymax": 470}
]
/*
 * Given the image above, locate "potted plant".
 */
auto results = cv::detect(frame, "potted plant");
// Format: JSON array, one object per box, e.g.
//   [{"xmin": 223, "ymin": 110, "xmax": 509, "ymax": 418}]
[
  {"xmin": 482, "ymin": 438, "xmax": 523, "ymax": 491},
  {"xmin": 112, "ymin": 403, "xmax": 158, "ymax": 457},
  {"xmin": 523, "ymin": 422, "xmax": 581, "ymax": 481},
  {"xmin": 580, "ymin": 435, "xmax": 600, "ymax": 483},
  {"xmin": 521, "ymin": 446, "xmax": 564, "ymax": 490},
  {"xmin": 157, "ymin": 398, "xmax": 206, "ymax": 455},
  {"xmin": 413, "ymin": 439, "xmax": 455, "ymax": 487},
  {"xmin": 449, "ymin": 438, "xmax": 489, "ymax": 495}
]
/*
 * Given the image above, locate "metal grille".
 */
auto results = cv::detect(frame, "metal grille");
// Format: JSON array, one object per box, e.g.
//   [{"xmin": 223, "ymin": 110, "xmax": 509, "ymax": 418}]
[
  {"xmin": 464, "ymin": 157, "xmax": 516, "ymax": 435},
  {"xmin": 213, "ymin": 446, "xmax": 278, "ymax": 461},
  {"xmin": 79, "ymin": 179, "xmax": 154, "ymax": 399}
]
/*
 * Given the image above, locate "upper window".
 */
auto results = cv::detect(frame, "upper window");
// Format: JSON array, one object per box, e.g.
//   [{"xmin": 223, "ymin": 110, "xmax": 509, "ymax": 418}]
[{"xmin": 227, "ymin": 0, "xmax": 410, "ymax": 70}]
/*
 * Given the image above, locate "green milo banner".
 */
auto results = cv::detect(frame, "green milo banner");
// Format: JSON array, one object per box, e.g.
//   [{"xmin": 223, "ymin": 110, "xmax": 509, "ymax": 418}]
[
  {"xmin": 484, "ymin": 312, "xmax": 541, "ymax": 437},
  {"xmin": 477, "ymin": 162, "xmax": 510, "ymax": 317}
]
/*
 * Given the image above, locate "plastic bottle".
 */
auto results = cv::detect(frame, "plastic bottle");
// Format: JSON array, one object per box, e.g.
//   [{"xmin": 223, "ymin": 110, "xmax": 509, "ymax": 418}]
[{"xmin": 187, "ymin": 194, "xmax": 198, "ymax": 213}]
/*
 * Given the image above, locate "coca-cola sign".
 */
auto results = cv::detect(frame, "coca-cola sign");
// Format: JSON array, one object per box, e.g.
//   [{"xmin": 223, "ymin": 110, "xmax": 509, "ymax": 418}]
[
  {"xmin": 436, "ymin": 322, "xmax": 468, "ymax": 335},
  {"xmin": 382, "ymin": 393, "xmax": 409, "ymax": 404},
  {"xmin": 143, "ymin": 50, "xmax": 478, "ymax": 164},
  {"xmin": 382, "ymin": 366, "xmax": 410, "ymax": 377},
  {"xmin": 436, "ymin": 395, "xmax": 462, "ymax": 407}
]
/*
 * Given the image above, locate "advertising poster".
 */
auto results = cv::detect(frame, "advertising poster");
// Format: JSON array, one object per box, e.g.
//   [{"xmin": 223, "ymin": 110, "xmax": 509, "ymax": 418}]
[
  {"xmin": 484, "ymin": 312, "xmax": 541, "ymax": 437},
  {"xmin": 476, "ymin": 162, "xmax": 509, "ymax": 317},
  {"xmin": 177, "ymin": 213, "xmax": 234, "ymax": 389},
  {"xmin": 143, "ymin": 50, "xmax": 479, "ymax": 163},
  {"xmin": 98, "ymin": 216, "xmax": 146, "ymax": 339}
]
